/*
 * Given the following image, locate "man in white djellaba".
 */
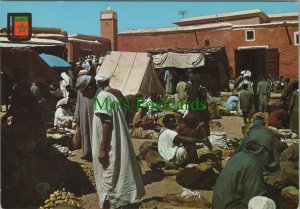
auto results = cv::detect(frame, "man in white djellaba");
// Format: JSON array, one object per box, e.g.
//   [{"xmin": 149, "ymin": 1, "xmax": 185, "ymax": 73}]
[{"xmin": 76, "ymin": 75, "xmax": 145, "ymax": 209}]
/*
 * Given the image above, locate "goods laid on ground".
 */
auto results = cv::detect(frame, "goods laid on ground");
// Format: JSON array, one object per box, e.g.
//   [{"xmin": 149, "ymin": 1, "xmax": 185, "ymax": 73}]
[
  {"xmin": 39, "ymin": 188, "xmax": 85, "ymax": 209},
  {"xmin": 47, "ymin": 128, "xmax": 74, "ymax": 149},
  {"xmin": 52, "ymin": 144, "xmax": 73, "ymax": 157},
  {"xmin": 217, "ymin": 107, "xmax": 229, "ymax": 116},
  {"xmin": 210, "ymin": 119, "xmax": 223, "ymax": 131},
  {"xmin": 207, "ymin": 100, "xmax": 218, "ymax": 119},
  {"xmin": 180, "ymin": 188, "xmax": 202, "ymax": 199},
  {"xmin": 281, "ymin": 186, "xmax": 299, "ymax": 204},
  {"xmin": 139, "ymin": 141, "xmax": 167, "ymax": 170},
  {"xmin": 162, "ymin": 169, "xmax": 181, "ymax": 176},
  {"xmin": 162, "ymin": 207, "xmax": 205, "ymax": 209},
  {"xmin": 197, "ymin": 148, "xmax": 222, "ymax": 163},
  {"xmin": 130, "ymin": 127, "xmax": 152, "ymax": 139},
  {"xmin": 81, "ymin": 165, "xmax": 96, "ymax": 187},
  {"xmin": 176, "ymin": 161, "xmax": 221, "ymax": 190},
  {"xmin": 130, "ymin": 128, "xmax": 159, "ymax": 140},
  {"xmin": 221, "ymin": 147, "xmax": 235, "ymax": 158},
  {"xmin": 208, "ymin": 131, "xmax": 227, "ymax": 148}
]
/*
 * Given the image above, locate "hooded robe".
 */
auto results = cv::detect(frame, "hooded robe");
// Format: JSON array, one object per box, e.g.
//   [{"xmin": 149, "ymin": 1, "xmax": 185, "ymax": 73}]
[{"xmin": 212, "ymin": 126, "xmax": 280, "ymax": 209}]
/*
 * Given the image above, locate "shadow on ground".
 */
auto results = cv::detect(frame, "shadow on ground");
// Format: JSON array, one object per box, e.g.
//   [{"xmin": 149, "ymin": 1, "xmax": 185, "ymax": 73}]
[{"xmin": 2, "ymin": 125, "xmax": 95, "ymax": 208}]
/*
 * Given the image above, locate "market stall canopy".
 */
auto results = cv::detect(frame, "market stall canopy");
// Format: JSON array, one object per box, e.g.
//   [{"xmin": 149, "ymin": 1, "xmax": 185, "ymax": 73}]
[
  {"xmin": 97, "ymin": 51, "xmax": 165, "ymax": 97},
  {"xmin": 1, "ymin": 48, "xmax": 61, "ymax": 82},
  {"xmin": 0, "ymin": 37, "xmax": 66, "ymax": 58},
  {"xmin": 39, "ymin": 53, "xmax": 71, "ymax": 69},
  {"xmin": 152, "ymin": 52, "xmax": 205, "ymax": 69},
  {"xmin": 149, "ymin": 46, "xmax": 232, "ymax": 93}
]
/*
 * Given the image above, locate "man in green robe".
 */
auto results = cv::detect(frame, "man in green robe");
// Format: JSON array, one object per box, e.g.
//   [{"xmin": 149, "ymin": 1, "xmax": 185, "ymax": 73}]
[
  {"xmin": 288, "ymin": 89, "xmax": 299, "ymax": 134},
  {"xmin": 212, "ymin": 126, "xmax": 280, "ymax": 209},
  {"xmin": 257, "ymin": 76, "xmax": 270, "ymax": 112}
]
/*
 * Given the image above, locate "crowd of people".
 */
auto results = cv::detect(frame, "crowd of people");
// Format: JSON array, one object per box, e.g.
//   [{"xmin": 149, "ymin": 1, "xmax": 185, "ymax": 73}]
[
  {"xmin": 1, "ymin": 57, "xmax": 298, "ymax": 209},
  {"xmin": 225, "ymin": 70, "xmax": 299, "ymax": 135}
]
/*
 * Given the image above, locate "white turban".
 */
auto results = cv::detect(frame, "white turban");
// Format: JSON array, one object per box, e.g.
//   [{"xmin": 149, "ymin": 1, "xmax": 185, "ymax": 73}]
[
  {"xmin": 248, "ymin": 196, "xmax": 276, "ymax": 209},
  {"xmin": 95, "ymin": 74, "xmax": 110, "ymax": 82}
]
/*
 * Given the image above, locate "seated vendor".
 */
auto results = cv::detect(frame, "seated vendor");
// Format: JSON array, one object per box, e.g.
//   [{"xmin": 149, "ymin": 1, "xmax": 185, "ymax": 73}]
[
  {"xmin": 177, "ymin": 112, "xmax": 208, "ymax": 139},
  {"xmin": 132, "ymin": 104, "xmax": 155, "ymax": 130},
  {"xmin": 54, "ymin": 97, "xmax": 73, "ymax": 128},
  {"xmin": 158, "ymin": 114, "xmax": 212, "ymax": 167},
  {"xmin": 268, "ymin": 108, "xmax": 290, "ymax": 129},
  {"xmin": 224, "ymin": 94, "xmax": 239, "ymax": 111}
]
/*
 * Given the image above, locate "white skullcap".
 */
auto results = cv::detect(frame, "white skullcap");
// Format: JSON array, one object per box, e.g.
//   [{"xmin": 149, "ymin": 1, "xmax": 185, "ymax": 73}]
[
  {"xmin": 248, "ymin": 196, "xmax": 276, "ymax": 209},
  {"xmin": 76, "ymin": 75, "xmax": 92, "ymax": 91},
  {"xmin": 95, "ymin": 74, "xmax": 110, "ymax": 82}
]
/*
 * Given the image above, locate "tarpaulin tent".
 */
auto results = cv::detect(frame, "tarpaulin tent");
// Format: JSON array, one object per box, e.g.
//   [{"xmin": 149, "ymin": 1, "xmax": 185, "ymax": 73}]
[
  {"xmin": 97, "ymin": 51, "xmax": 165, "ymax": 97},
  {"xmin": 149, "ymin": 46, "xmax": 232, "ymax": 93},
  {"xmin": 153, "ymin": 52, "xmax": 205, "ymax": 69}
]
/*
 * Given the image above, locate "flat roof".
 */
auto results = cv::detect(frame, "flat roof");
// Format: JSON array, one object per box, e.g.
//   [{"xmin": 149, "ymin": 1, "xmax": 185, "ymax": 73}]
[
  {"xmin": 119, "ymin": 21, "xmax": 298, "ymax": 35},
  {"xmin": 68, "ymin": 34, "xmax": 110, "ymax": 42},
  {"xmin": 232, "ymin": 21, "xmax": 298, "ymax": 29},
  {"xmin": 0, "ymin": 37, "xmax": 65, "ymax": 47},
  {"xmin": 268, "ymin": 12, "xmax": 298, "ymax": 18},
  {"xmin": 67, "ymin": 38, "xmax": 102, "ymax": 44},
  {"xmin": 119, "ymin": 23, "xmax": 232, "ymax": 35},
  {"xmin": 173, "ymin": 9, "xmax": 269, "ymax": 26}
]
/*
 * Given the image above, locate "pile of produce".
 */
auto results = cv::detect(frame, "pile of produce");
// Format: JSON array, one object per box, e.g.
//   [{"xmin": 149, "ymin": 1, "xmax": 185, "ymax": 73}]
[
  {"xmin": 81, "ymin": 165, "xmax": 96, "ymax": 187},
  {"xmin": 39, "ymin": 188, "xmax": 85, "ymax": 209}
]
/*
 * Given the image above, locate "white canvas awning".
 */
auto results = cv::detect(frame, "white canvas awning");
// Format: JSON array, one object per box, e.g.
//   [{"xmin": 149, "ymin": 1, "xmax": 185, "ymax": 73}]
[
  {"xmin": 152, "ymin": 52, "xmax": 205, "ymax": 69},
  {"xmin": 98, "ymin": 51, "xmax": 165, "ymax": 96}
]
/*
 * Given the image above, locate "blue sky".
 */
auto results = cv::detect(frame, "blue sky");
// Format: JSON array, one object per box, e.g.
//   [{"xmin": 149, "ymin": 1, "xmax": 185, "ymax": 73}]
[{"xmin": 0, "ymin": 1, "xmax": 298, "ymax": 36}]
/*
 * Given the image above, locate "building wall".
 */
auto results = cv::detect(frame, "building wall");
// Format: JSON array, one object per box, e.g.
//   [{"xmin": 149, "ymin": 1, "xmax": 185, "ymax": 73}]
[
  {"xmin": 230, "ymin": 26, "xmax": 298, "ymax": 78},
  {"xmin": 66, "ymin": 41, "xmax": 111, "ymax": 63},
  {"xmin": 117, "ymin": 25, "xmax": 298, "ymax": 79}
]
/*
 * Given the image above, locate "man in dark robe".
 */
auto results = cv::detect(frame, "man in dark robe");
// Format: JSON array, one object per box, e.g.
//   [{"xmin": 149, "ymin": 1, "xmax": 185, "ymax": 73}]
[{"xmin": 185, "ymin": 73, "xmax": 211, "ymax": 135}]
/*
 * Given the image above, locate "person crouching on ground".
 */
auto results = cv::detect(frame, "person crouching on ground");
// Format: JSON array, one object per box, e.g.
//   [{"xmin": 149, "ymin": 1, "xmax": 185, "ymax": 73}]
[
  {"xmin": 212, "ymin": 125, "xmax": 280, "ymax": 209},
  {"xmin": 158, "ymin": 114, "xmax": 212, "ymax": 167},
  {"xmin": 54, "ymin": 97, "xmax": 73, "ymax": 128},
  {"xmin": 76, "ymin": 75, "xmax": 145, "ymax": 209},
  {"xmin": 132, "ymin": 103, "xmax": 155, "ymax": 130}
]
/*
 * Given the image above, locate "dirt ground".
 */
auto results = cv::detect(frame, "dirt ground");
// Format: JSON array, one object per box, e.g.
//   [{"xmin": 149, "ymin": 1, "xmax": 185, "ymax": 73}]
[{"xmin": 67, "ymin": 116, "xmax": 244, "ymax": 209}]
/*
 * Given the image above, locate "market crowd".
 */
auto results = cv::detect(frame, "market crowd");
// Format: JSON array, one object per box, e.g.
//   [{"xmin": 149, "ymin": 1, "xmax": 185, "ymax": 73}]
[{"xmin": 1, "ymin": 55, "xmax": 298, "ymax": 209}]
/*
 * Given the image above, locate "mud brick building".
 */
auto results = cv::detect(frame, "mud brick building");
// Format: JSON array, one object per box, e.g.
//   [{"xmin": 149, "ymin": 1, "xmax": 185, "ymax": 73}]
[{"xmin": 101, "ymin": 9, "xmax": 298, "ymax": 79}]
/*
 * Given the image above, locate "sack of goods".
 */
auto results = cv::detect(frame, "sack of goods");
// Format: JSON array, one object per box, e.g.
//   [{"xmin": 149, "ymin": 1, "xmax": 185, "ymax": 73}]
[
  {"xmin": 209, "ymin": 131, "xmax": 227, "ymax": 148},
  {"xmin": 217, "ymin": 107, "xmax": 229, "ymax": 116}
]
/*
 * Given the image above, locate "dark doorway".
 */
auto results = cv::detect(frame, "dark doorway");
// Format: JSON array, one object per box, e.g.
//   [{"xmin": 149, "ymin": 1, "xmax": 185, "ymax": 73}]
[
  {"xmin": 235, "ymin": 48, "xmax": 265, "ymax": 81},
  {"xmin": 80, "ymin": 49, "xmax": 92, "ymax": 58},
  {"xmin": 235, "ymin": 48, "xmax": 279, "ymax": 81}
]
